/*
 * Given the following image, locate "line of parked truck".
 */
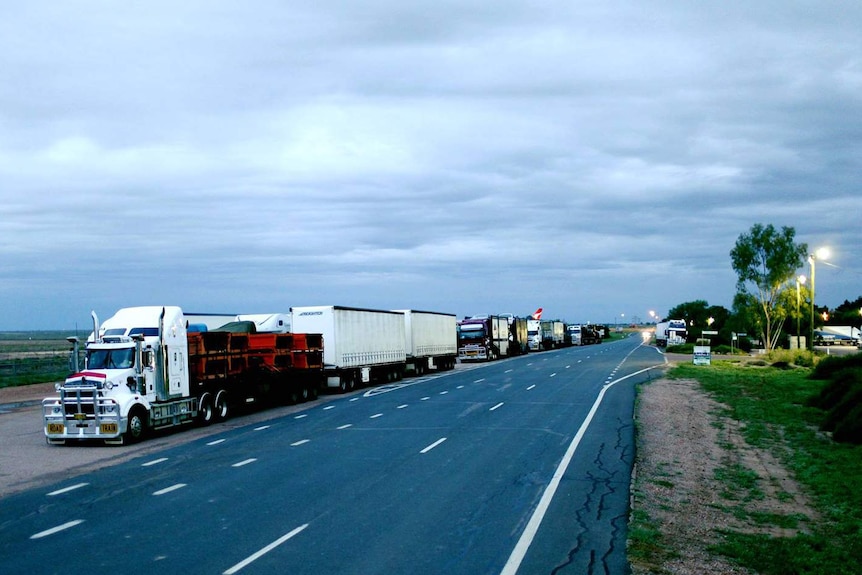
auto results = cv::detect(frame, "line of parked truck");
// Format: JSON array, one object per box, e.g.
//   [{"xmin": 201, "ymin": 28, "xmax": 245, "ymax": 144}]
[
  {"xmin": 42, "ymin": 304, "xmax": 605, "ymax": 445},
  {"xmin": 455, "ymin": 309, "xmax": 606, "ymax": 361}
]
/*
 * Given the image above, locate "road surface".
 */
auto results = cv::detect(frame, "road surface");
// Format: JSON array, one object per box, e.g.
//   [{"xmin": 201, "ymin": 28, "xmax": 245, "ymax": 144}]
[{"xmin": 0, "ymin": 335, "xmax": 664, "ymax": 574}]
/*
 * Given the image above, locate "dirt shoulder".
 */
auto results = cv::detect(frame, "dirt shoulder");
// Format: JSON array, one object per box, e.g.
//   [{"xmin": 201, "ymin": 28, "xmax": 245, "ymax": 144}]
[{"xmin": 630, "ymin": 359, "xmax": 819, "ymax": 574}]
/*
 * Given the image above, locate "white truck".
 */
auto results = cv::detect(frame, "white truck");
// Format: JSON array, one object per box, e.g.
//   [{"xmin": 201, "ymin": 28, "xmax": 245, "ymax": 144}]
[
  {"xmin": 655, "ymin": 319, "xmax": 688, "ymax": 347},
  {"xmin": 43, "ymin": 306, "xmax": 323, "ymax": 445},
  {"xmin": 396, "ymin": 310, "xmax": 458, "ymax": 374},
  {"xmin": 527, "ymin": 318, "xmax": 543, "ymax": 351},
  {"xmin": 290, "ymin": 305, "xmax": 407, "ymax": 392}
]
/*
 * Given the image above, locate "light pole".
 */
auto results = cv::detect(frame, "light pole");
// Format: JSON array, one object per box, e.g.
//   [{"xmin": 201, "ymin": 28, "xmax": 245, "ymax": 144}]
[
  {"xmin": 796, "ymin": 275, "xmax": 806, "ymax": 350},
  {"xmin": 808, "ymin": 247, "xmax": 830, "ymax": 350}
]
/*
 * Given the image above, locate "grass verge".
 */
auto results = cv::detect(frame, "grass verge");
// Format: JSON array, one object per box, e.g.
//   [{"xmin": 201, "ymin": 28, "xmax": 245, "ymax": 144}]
[{"xmin": 630, "ymin": 359, "xmax": 862, "ymax": 574}]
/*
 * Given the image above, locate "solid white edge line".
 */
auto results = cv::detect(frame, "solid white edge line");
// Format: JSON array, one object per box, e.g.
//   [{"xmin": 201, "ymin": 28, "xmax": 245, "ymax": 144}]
[
  {"xmin": 420, "ymin": 437, "xmax": 447, "ymax": 453},
  {"xmin": 30, "ymin": 519, "xmax": 85, "ymax": 539},
  {"xmin": 47, "ymin": 483, "xmax": 88, "ymax": 496},
  {"xmin": 223, "ymin": 523, "xmax": 309, "ymax": 575},
  {"xmin": 500, "ymin": 364, "xmax": 660, "ymax": 575}
]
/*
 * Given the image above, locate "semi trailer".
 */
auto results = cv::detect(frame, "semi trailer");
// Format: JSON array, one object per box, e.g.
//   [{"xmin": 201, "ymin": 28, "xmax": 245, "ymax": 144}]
[
  {"xmin": 540, "ymin": 320, "xmax": 565, "ymax": 349},
  {"xmin": 42, "ymin": 306, "xmax": 323, "ymax": 445},
  {"xmin": 290, "ymin": 305, "xmax": 407, "ymax": 391},
  {"xmin": 396, "ymin": 310, "xmax": 458, "ymax": 374}
]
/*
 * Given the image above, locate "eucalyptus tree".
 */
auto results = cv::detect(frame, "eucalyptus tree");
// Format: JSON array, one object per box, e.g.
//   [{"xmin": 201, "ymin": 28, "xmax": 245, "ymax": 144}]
[{"xmin": 730, "ymin": 223, "xmax": 808, "ymax": 350}]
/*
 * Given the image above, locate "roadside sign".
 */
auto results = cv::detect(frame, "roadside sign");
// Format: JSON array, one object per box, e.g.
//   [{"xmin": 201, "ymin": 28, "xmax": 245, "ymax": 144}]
[
  {"xmin": 702, "ymin": 330, "xmax": 718, "ymax": 335},
  {"xmin": 693, "ymin": 345, "xmax": 711, "ymax": 365}
]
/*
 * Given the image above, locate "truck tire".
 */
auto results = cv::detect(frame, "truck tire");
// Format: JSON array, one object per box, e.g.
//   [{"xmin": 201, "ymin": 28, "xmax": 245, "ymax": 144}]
[
  {"xmin": 214, "ymin": 390, "xmax": 229, "ymax": 420},
  {"xmin": 124, "ymin": 407, "xmax": 148, "ymax": 444},
  {"xmin": 198, "ymin": 393, "xmax": 214, "ymax": 425}
]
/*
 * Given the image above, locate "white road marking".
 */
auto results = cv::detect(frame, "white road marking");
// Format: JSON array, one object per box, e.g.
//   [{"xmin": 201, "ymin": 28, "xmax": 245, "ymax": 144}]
[
  {"xmin": 254, "ymin": 425, "xmax": 270, "ymax": 431},
  {"xmin": 153, "ymin": 483, "xmax": 187, "ymax": 496},
  {"xmin": 474, "ymin": 378, "xmax": 486, "ymax": 383},
  {"xmin": 504, "ymin": 369, "xmax": 513, "ymax": 373},
  {"xmin": 323, "ymin": 405, "xmax": 335, "ymax": 411},
  {"xmin": 421, "ymin": 397, "xmax": 430, "ymax": 401},
  {"xmin": 223, "ymin": 523, "xmax": 309, "ymax": 574},
  {"xmin": 489, "ymin": 402, "xmax": 504, "ymax": 411},
  {"xmin": 30, "ymin": 519, "xmax": 84, "ymax": 539},
  {"xmin": 47, "ymin": 483, "xmax": 88, "ymax": 496},
  {"xmin": 207, "ymin": 438, "xmax": 226, "ymax": 445},
  {"xmin": 457, "ymin": 385, "xmax": 465, "ymax": 389},
  {"xmin": 397, "ymin": 404, "xmax": 408, "ymax": 409},
  {"xmin": 549, "ymin": 373, "xmax": 557, "ymax": 378},
  {"xmin": 142, "ymin": 457, "xmax": 168, "ymax": 467},
  {"xmin": 349, "ymin": 397, "xmax": 360, "ymax": 402},
  {"xmin": 232, "ymin": 458, "xmax": 257, "ymax": 467},
  {"xmin": 295, "ymin": 414, "xmax": 308, "ymax": 419},
  {"xmin": 370, "ymin": 413, "xmax": 383, "ymax": 419},
  {"xmin": 291, "ymin": 439, "xmax": 310, "ymax": 446},
  {"xmin": 527, "ymin": 385, "xmax": 536, "ymax": 391},
  {"xmin": 440, "ymin": 390, "xmax": 449, "ymax": 395},
  {"xmin": 337, "ymin": 424, "xmax": 352, "ymax": 430},
  {"xmin": 500, "ymin": 364, "xmax": 659, "ymax": 575},
  {"xmin": 420, "ymin": 437, "xmax": 447, "ymax": 453}
]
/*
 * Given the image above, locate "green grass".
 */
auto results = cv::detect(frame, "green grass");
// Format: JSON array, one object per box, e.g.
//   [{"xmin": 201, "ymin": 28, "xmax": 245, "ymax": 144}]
[
  {"xmin": 0, "ymin": 331, "xmax": 77, "ymax": 388},
  {"xmin": 647, "ymin": 360, "xmax": 862, "ymax": 574}
]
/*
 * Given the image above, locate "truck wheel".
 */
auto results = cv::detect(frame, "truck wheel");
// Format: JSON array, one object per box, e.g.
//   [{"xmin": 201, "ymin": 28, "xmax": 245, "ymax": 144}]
[
  {"xmin": 307, "ymin": 382, "xmax": 319, "ymax": 400},
  {"xmin": 198, "ymin": 393, "xmax": 214, "ymax": 425},
  {"xmin": 124, "ymin": 407, "xmax": 148, "ymax": 444},
  {"xmin": 214, "ymin": 390, "xmax": 229, "ymax": 420},
  {"xmin": 298, "ymin": 385, "xmax": 309, "ymax": 403},
  {"xmin": 339, "ymin": 375, "xmax": 349, "ymax": 393}
]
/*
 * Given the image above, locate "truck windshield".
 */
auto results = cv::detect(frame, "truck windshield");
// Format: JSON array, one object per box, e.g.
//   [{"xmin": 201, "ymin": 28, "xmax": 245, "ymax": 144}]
[
  {"xmin": 87, "ymin": 348, "xmax": 135, "ymax": 370},
  {"xmin": 458, "ymin": 329, "xmax": 487, "ymax": 342}
]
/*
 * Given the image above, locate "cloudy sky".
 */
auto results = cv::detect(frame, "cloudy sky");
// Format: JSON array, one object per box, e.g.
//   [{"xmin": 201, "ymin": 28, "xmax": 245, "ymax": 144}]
[{"xmin": 2, "ymin": 1, "xmax": 861, "ymax": 330}]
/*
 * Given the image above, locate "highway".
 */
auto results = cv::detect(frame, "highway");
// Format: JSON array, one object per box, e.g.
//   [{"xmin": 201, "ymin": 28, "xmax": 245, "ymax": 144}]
[{"xmin": 0, "ymin": 334, "xmax": 664, "ymax": 575}]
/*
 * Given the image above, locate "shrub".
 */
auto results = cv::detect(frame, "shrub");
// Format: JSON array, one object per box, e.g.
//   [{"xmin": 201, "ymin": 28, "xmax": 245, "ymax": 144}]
[
  {"xmin": 811, "ymin": 354, "xmax": 862, "ymax": 380},
  {"xmin": 833, "ymin": 403, "xmax": 862, "ymax": 444}
]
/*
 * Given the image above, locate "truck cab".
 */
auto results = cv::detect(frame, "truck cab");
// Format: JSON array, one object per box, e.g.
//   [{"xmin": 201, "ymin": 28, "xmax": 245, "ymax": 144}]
[{"xmin": 43, "ymin": 306, "xmax": 190, "ymax": 445}]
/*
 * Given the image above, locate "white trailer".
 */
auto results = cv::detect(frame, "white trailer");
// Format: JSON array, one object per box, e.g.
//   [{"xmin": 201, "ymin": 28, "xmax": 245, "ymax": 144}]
[
  {"xmin": 395, "ymin": 309, "xmax": 457, "ymax": 374},
  {"xmin": 290, "ymin": 305, "xmax": 407, "ymax": 392}
]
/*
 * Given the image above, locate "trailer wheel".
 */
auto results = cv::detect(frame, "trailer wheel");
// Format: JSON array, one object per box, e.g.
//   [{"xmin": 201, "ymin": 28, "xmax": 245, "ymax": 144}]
[
  {"xmin": 307, "ymin": 381, "xmax": 319, "ymax": 400},
  {"xmin": 124, "ymin": 407, "xmax": 148, "ymax": 444},
  {"xmin": 214, "ymin": 390, "xmax": 229, "ymax": 420},
  {"xmin": 198, "ymin": 393, "xmax": 214, "ymax": 425}
]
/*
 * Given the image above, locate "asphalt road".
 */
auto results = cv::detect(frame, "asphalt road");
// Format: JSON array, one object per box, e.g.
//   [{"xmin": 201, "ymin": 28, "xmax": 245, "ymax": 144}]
[{"xmin": 0, "ymin": 335, "xmax": 665, "ymax": 575}]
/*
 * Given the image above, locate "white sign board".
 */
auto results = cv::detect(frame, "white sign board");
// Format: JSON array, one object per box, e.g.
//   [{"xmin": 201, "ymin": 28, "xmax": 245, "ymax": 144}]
[{"xmin": 693, "ymin": 345, "xmax": 711, "ymax": 365}]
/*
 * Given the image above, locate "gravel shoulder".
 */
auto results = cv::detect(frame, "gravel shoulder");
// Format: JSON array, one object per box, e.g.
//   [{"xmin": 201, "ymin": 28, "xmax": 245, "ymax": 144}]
[{"xmin": 630, "ymin": 356, "xmax": 819, "ymax": 574}]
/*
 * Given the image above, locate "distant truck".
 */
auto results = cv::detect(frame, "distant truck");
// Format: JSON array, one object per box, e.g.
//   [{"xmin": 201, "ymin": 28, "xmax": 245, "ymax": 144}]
[
  {"xmin": 817, "ymin": 326, "xmax": 860, "ymax": 346},
  {"xmin": 396, "ymin": 309, "xmax": 458, "ymax": 374},
  {"xmin": 566, "ymin": 323, "xmax": 602, "ymax": 346},
  {"xmin": 540, "ymin": 319, "xmax": 565, "ymax": 349},
  {"xmin": 458, "ymin": 315, "xmax": 510, "ymax": 361},
  {"xmin": 290, "ymin": 305, "xmax": 407, "ymax": 392},
  {"xmin": 655, "ymin": 319, "xmax": 688, "ymax": 347},
  {"xmin": 43, "ymin": 306, "xmax": 323, "ymax": 445},
  {"xmin": 527, "ymin": 318, "xmax": 543, "ymax": 351},
  {"xmin": 508, "ymin": 316, "xmax": 530, "ymax": 355}
]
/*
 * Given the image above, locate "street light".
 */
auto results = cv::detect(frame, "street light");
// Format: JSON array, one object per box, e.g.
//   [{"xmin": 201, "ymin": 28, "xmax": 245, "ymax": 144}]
[
  {"xmin": 796, "ymin": 275, "xmax": 806, "ymax": 350},
  {"xmin": 809, "ymin": 247, "xmax": 831, "ymax": 350}
]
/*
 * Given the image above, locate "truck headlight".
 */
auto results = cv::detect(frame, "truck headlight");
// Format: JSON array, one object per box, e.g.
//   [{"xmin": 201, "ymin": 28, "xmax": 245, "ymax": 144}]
[
  {"xmin": 104, "ymin": 381, "xmax": 115, "ymax": 390},
  {"xmin": 52, "ymin": 406, "xmax": 62, "ymax": 415},
  {"xmin": 54, "ymin": 383, "xmax": 62, "ymax": 392}
]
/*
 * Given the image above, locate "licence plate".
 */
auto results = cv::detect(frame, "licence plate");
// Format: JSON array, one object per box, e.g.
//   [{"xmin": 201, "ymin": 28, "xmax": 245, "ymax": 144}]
[
  {"xmin": 47, "ymin": 423, "xmax": 65, "ymax": 434},
  {"xmin": 100, "ymin": 423, "xmax": 118, "ymax": 434}
]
